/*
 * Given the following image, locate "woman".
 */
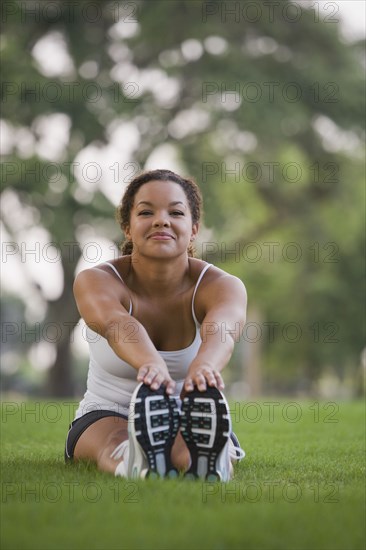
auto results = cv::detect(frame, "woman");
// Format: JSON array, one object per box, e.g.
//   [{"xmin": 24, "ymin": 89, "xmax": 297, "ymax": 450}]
[{"xmin": 65, "ymin": 169, "xmax": 247, "ymax": 481}]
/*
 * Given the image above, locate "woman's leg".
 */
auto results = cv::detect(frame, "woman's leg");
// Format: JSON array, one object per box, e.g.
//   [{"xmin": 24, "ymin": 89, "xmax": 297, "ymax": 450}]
[
  {"xmin": 73, "ymin": 416, "xmax": 191, "ymax": 475},
  {"xmin": 171, "ymin": 432, "xmax": 191, "ymax": 471},
  {"xmin": 74, "ymin": 416, "xmax": 129, "ymax": 474}
]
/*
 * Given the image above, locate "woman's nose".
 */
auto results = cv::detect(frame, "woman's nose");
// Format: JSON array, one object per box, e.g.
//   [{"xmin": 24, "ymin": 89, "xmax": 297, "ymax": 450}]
[{"xmin": 152, "ymin": 212, "xmax": 170, "ymax": 226}]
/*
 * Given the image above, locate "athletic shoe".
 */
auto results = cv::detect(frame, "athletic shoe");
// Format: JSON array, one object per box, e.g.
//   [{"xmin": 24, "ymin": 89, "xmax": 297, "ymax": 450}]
[
  {"xmin": 127, "ymin": 382, "xmax": 180, "ymax": 479},
  {"xmin": 111, "ymin": 440, "xmax": 130, "ymax": 477},
  {"xmin": 180, "ymin": 386, "xmax": 235, "ymax": 482}
]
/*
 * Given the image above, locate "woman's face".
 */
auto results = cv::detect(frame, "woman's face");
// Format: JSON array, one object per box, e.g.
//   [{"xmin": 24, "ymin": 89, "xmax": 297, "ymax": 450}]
[{"xmin": 125, "ymin": 180, "xmax": 199, "ymax": 259}]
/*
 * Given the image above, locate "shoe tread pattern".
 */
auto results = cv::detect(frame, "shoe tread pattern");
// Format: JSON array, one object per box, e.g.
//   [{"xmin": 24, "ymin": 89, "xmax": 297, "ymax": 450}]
[
  {"xmin": 133, "ymin": 384, "xmax": 180, "ymax": 478},
  {"xmin": 180, "ymin": 386, "xmax": 230, "ymax": 481}
]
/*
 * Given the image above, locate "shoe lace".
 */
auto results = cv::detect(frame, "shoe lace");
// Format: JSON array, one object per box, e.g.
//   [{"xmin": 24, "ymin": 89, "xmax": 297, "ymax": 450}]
[
  {"xmin": 229, "ymin": 441, "xmax": 246, "ymax": 461},
  {"xmin": 110, "ymin": 440, "xmax": 129, "ymax": 460}
]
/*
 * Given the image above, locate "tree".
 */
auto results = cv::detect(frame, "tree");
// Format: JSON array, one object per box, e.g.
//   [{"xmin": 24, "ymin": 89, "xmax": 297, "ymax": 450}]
[{"xmin": 1, "ymin": 0, "xmax": 364, "ymax": 395}]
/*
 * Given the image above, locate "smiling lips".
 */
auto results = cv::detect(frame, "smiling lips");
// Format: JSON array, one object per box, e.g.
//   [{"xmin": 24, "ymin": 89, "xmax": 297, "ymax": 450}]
[{"xmin": 148, "ymin": 231, "xmax": 175, "ymax": 240}]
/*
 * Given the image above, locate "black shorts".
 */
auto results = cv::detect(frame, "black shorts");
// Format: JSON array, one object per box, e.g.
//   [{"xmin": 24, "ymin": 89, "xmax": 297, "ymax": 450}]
[{"xmin": 65, "ymin": 410, "xmax": 128, "ymax": 461}]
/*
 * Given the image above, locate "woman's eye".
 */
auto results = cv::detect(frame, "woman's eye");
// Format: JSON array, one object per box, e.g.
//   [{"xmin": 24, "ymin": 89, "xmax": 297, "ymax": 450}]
[{"xmin": 137, "ymin": 210, "xmax": 184, "ymax": 216}]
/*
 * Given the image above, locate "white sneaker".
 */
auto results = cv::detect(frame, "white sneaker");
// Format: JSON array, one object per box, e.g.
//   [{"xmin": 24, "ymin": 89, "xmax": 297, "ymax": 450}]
[
  {"xmin": 127, "ymin": 382, "xmax": 180, "ymax": 479},
  {"xmin": 111, "ymin": 440, "xmax": 131, "ymax": 477},
  {"xmin": 181, "ymin": 386, "xmax": 241, "ymax": 482}
]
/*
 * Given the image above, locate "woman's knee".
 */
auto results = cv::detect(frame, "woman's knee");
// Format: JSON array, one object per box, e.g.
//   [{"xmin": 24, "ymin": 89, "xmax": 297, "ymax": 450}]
[
  {"xmin": 95, "ymin": 428, "xmax": 129, "ymax": 472},
  {"xmin": 74, "ymin": 417, "xmax": 128, "ymax": 464}
]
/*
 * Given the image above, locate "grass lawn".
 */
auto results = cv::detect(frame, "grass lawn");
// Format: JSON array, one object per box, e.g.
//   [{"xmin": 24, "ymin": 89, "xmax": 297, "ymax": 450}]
[{"xmin": 1, "ymin": 398, "xmax": 365, "ymax": 550}]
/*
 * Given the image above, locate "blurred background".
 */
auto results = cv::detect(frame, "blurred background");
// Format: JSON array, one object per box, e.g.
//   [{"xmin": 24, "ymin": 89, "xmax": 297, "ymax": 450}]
[{"xmin": 1, "ymin": 0, "xmax": 365, "ymax": 400}]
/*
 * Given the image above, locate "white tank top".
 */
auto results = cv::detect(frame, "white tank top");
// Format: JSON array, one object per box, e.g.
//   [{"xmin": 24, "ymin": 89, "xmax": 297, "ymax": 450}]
[{"xmin": 74, "ymin": 262, "xmax": 212, "ymax": 419}]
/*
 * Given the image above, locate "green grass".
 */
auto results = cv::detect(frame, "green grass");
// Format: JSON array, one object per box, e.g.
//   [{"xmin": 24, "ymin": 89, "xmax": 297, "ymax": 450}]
[{"xmin": 1, "ymin": 399, "xmax": 365, "ymax": 550}]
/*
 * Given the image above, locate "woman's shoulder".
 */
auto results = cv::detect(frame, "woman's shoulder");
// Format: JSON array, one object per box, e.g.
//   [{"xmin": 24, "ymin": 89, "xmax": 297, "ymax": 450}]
[
  {"xmin": 86, "ymin": 256, "xmax": 131, "ymax": 278},
  {"xmin": 189, "ymin": 257, "xmax": 245, "ymax": 287},
  {"xmin": 73, "ymin": 258, "xmax": 131, "ymax": 309},
  {"xmin": 74, "ymin": 257, "xmax": 132, "ymax": 292},
  {"xmin": 190, "ymin": 259, "xmax": 247, "ymax": 319}
]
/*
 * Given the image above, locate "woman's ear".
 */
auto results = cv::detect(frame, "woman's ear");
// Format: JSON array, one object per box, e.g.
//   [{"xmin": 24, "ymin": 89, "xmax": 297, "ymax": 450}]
[
  {"xmin": 124, "ymin": 225, "xmax": 131, "ymax": 240},
  {"xmin": 191, "ymin": 223, "xmax": 199, "ymax": 241}
]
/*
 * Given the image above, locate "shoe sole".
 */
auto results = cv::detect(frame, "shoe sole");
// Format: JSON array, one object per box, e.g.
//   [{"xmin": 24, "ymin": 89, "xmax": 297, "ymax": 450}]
[
  {"xmin": 128, "ymin": 383, "xmax": 180, "ymax": 479},
  {"xmin": 180, "ymin": 386, "xmax": 231, "ymax": 481}
]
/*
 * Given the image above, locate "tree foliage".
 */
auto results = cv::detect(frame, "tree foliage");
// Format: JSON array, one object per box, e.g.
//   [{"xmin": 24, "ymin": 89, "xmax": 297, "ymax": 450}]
[{"xmin": 1, "ymin": 0, "xmax": 364, "ymax": 395}]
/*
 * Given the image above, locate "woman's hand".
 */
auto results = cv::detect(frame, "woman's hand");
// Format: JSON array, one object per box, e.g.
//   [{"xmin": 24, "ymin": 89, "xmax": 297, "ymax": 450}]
[
  {"xmin": 183, "ymin": 364, "xmax": 225, "ymax": 393},
  {"xmin": 137, "ymin": 363, "xmax": 176, "ymax": 395}
]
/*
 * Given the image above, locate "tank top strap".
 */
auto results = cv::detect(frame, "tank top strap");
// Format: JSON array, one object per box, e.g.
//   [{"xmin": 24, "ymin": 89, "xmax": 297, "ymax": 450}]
[
  {"xmin": 103, "ymin": 262, "xmax": 133, "ymax": 315},
  {"xmin": 191, "ymin": 263, "xmax": 212, "ymax": 325}
]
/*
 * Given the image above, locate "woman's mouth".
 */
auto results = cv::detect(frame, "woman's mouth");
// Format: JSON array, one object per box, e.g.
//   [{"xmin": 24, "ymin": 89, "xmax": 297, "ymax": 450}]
[{"xmin": 148, "ymin": 232, "xmax": 174, "ymax": 240}]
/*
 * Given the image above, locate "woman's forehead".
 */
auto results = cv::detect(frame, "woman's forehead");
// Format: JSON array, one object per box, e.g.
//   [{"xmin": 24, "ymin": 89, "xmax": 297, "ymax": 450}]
[{"xmin": 134, "ymin": 180, "xmax": 188, "ymax": 204}]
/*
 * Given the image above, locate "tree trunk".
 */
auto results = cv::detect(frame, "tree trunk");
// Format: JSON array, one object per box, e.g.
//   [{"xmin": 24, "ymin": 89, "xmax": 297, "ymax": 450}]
[
  {"xmin": 46, "ymin": 332, "xmax": 75, "ymax": 397},
  {"xmin": 44, "ymin": 249, "xmax": 81, "ymax": 397}
]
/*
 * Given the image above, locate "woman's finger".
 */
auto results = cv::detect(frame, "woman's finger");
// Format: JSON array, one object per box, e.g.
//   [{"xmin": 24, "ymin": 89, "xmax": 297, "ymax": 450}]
[
  {"xmin": 150, "ymin": 371, "xmax": 165, "ymax": 390},
  {"xmin": 143, "ymin": 369, "xmax": 157, "ymax": 385},
  {"xmin": 164, "ymin": 378, "xmax": 176, "ymax": 395},
  {"xmin": 193, "ymin": 372, "xmax": 207, "ymax": 391},
  {"xmin": 137, "ymin": 365, "xmax": 149, "ymax": 381},
  {"xmin": 203, "ymin": 369, "xmax": 218, "ymax": 387},
  {"xmin": 214, "ymin": 371, "xmax": 225, "ymax": 390},
  {"xmin": 184, "ymin": 376, "xmax": 194, "ymax": 392}
]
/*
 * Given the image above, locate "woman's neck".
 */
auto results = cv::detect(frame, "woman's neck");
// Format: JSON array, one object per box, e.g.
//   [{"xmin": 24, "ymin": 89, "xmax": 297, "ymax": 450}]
[{"xmin": 125, "ymin": 254, "xmax": 192, "ymax": 298}]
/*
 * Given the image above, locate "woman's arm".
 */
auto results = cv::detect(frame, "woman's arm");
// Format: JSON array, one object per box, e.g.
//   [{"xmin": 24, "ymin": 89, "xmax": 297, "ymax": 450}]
[
  {"xmin": 184, "ymin": 273, "xmax": 247, "ymax": 392},
  {"xmin": 74, "ymin": 267, "xmax": 176, "ymax": 393}
]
